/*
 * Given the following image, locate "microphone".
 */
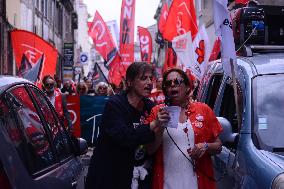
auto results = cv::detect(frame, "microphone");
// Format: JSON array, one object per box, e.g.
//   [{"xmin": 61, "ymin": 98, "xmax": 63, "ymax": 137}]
[{"xmin": 165, "ymin": 96, "xmax": 171, "ymax": 106}]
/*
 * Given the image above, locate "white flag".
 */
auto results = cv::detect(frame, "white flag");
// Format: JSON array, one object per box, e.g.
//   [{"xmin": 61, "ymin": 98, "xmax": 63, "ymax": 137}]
[
  {"xmin": 191, "ymin": 25, "xmax": 211, "ymax": 80},
  {"xmin": 172, "ymin": 32, "xmax": 194, "ymax": 70},
  {"xmin": 172, "ymin": 27, "xmax": 211, "ymax": 80},
  {"xmin": 213, "ymin": 0, "xmax": 236, "ymax": 77}
]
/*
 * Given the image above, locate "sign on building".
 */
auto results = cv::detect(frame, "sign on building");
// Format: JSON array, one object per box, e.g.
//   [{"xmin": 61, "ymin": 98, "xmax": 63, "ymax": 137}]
[
  {"xmin": 63, "ymin": 43, "xmax": 74, "ymax": 66},
  {"xmin": 80, "ymin": 52, "xmax": 89, "ymax": 65}
]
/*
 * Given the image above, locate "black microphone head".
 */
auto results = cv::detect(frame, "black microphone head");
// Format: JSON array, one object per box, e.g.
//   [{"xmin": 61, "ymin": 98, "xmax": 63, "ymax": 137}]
[{"xmin": 165, "ymin": 96, "xmax": 171, "ymax": 106}]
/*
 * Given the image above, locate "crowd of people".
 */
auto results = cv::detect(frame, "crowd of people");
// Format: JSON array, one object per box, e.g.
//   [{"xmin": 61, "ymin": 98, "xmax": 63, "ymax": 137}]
[
  {"xmin": 40, "ymin": 61, "xmax": 222, "ymax": 189},
  {"xmin": 84, "ymin": 62, "xmax": 223, "ymax": 189}
]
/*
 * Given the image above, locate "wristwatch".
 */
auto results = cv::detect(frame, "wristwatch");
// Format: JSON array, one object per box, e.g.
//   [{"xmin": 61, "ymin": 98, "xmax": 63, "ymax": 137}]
[{"xmin": 204, "ymin": 142, "xmax": 209, "ymax": 151}]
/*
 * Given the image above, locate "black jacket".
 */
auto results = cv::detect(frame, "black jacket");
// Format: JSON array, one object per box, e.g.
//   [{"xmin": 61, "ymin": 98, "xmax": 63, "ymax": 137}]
[{"xmin": 85, "ymin": 92, "xmax": 155, "ymax": 189}]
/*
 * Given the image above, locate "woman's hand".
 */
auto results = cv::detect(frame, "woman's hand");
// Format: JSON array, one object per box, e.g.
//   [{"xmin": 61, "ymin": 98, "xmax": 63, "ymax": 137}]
[
  {"xmin": 150, "ymin": 107, "xmax": 170, "ymax": 132},
  {"xmin": 188, "ymin": 138, "xmax": 222, "ymax": 159},
  {"xmin": 188, "ymin": 143, "xmax": 207, "ymax": 159},
  {"xmin": 147, "ymin": 108, "xmax": 170, "ymax": 155}
]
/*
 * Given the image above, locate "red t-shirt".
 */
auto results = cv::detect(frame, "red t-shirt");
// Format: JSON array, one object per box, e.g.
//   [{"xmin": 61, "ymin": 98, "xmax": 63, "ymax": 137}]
[{"xmin": 148, "ymin": 102, "xmax": 223, "ymax": 189}]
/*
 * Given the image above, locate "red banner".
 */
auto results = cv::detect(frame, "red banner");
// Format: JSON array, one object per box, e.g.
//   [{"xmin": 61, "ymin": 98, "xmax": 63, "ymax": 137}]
[
  {"xmin": 11, "ymin": 30, "xmax": 58, "ymax": 84},
  {"xmin": 119, "ymin": 0, "xmax": 135, "ymax": 64},
  {"xmin": 66, "ymin": 95, "xmax": 81, "ymax": 138},
  {"xmin": 158, "ymin": 2, "xmax": 169, "ymax": 34},
  {"xmin": 138, "ymin": 26, "xmax": 152, "ymax": 63},
  {"xmin": 88, "ymin": 11, "xmax": 117, "ymax": 63},
  {"xmin": 163, "ymin": 0, "xmax": 198, "ymax": 41}
]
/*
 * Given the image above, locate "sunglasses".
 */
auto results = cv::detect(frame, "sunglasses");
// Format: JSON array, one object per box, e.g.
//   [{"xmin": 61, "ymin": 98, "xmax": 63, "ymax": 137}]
[
  {"xmin": 164, "ymin": 78, "xmax": 184, "ymax": 87},
  {"xmin": 45, "ymin": 83, "xmax": 54, "ymax": 88}
]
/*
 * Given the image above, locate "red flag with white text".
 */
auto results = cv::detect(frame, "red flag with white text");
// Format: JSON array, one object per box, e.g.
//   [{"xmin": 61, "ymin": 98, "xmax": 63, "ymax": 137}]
[
  {"xmin": 138, "ymin": 26, "xmax": 152, "ymax": 63},
  {"xmin": 11, "ymin": 30, "xmax": 58, "ymax": 84},
  {"xmin": 88, "ymin": 11, "xmax": 117, "ymax": 64},
  {"xmin": 158, "ymin": 2, "xmax": 169, "ymax": 34},
  {"xmin": 66, "ymin": 95, "xmax": 81, "ymax": 138},
  {"xmin": 163, "ymin": 0, "xmax": 198, "ymax": 41},
  {"xmin": 119, "ymin": 0, "xmax": 135, "ymax": 66}
]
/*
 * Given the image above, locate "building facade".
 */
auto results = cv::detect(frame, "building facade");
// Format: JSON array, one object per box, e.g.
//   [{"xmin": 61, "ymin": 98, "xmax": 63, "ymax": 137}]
[
  {"xmin": 0, "ymin": 0, "xmax": 13, "ymax": 75},
  {"xmin": 4, "ymin": 0, "xmax": 77, "ymax": 79},
  {"xmin": 74, "ymin": 0, "xmax": 92, "ymax": 79}
]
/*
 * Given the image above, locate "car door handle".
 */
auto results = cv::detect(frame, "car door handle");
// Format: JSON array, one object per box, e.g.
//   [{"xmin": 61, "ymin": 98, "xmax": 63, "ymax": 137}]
[{"xmin": 72, "ymin": 181, "xmax": 77, "ymax": 188}]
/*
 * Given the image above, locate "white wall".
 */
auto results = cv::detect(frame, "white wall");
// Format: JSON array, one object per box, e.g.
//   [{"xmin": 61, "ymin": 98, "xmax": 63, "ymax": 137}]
[
  {"xmin": 6, "ymin": 0, "xmax": 21, "ymax": 28},
  {"xmin": 75, "ymin": 0, "xmax": 92, "ymax": 75}
]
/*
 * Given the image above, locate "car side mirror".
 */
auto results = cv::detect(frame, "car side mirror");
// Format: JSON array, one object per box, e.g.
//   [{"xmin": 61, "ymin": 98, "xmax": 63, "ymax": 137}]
[
  {"xmin": 217, "ymin": 117, "xmax": 238, "ymax": 143},
  {"xmin": 77, "ymin": 138, "xmax": 88, "ymax": 155},
  {"xmin": 71, "ymin": 136, "xmax": 88, "ymax": 156}
]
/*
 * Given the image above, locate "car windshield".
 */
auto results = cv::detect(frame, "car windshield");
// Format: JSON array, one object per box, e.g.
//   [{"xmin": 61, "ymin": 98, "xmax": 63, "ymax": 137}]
[{"xmin": 253, "ymin": 74, "xmax": 284, "ymax": 152}]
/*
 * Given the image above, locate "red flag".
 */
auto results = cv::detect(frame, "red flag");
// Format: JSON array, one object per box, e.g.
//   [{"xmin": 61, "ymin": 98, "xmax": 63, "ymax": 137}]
[
  {"xmin": 163, "ymin": 0, "xmax": 198, "ymax": 41},
  {"xmin": 158, "ymin": 2, "xmax": 169, "ymax": 34},
  {"xmin": 162, "ymin": 47, "xmax": 177, "ymax": 73},
  {"xmin": 87, "ymin": 22, "xmax": 92, "ymax": 29},
  {"xmin": 138, "ymin": 26, "xmax": 152, "ymax": 63},
  {"xmin": 88, "ymin": 11, "xmax": 117, "ymax": 62},
  {"xmin": 11, "ymin": 30, "xmax": 58, "ymax": 84},
  {"xmin": 235, "ymin": 0, "xmax": 248, "ymax": 5},
  {"xmin": 209, "ymin": 38, "xmax": 221, "ymax": 62},
  {"xmin": 66, "ymin": 95, "xmax": 81, "ymax": 138},
  {"xmin": 119, "ymin": 0, "xmax": 135, "ymax": 64},
  {"xmin": 108, "ymin": 53, "xmax": 123, "ymax": 86}
]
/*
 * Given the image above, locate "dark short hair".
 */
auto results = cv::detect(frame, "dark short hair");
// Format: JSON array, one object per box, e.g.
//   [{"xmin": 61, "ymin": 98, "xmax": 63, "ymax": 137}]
[
  {"xmin": 162, "ymin": 68, "xmax": 192, "ymax": 95},
  {"xmin": 42, "ymin": 75, "xmax": 54, "ymax": 85},
  {"xmin": 126, "ymin": 62, "xmax": 155, "ymax": 82}
]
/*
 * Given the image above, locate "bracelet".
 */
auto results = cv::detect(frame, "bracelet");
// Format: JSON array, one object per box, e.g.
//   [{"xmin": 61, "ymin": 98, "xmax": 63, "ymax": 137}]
[{"xmin": 204, "ymin": 142, "xmax": 209, "ymax": 150}]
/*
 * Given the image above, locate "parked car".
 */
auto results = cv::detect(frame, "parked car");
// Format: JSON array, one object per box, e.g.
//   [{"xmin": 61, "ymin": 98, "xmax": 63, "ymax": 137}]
[
  {"xmin": 198, "ymin": 47, "xmax": 284, "ymax": 189},
  {"xmin": 0, "ymin": 76, "xmax": 88, "ymax": 189}
]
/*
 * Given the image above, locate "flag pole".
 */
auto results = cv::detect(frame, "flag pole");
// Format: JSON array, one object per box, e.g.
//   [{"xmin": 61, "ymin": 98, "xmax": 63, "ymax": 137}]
[{"xmin": 230, "ymin": 58, "xmax": 241, "ymax": 132}]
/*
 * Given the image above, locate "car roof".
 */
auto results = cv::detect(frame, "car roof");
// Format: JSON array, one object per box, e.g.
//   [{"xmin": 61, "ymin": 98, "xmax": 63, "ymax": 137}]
[
  {"xmin": 240, "ymin": 53, "xmax": 284, "ymax": 75},
  {"xmin": 0, "ymin": 76, "xmax": 32, "ymax": 93}
]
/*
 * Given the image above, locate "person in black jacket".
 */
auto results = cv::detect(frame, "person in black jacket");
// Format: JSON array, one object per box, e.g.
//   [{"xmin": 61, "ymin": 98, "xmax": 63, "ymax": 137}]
[{"xmin": 85, "ymin": 62, "xmax": 169, "ymax": 189}]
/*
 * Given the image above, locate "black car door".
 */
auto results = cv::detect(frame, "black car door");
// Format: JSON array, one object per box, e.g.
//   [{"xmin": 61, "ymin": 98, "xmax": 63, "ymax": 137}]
[
  {"xmin": 0, "ymin": 84, "xmax": 78, "ymax": 189},
  {"xmin": 27, "ymin": 85, "xmax": 84, "ymax": 188}
]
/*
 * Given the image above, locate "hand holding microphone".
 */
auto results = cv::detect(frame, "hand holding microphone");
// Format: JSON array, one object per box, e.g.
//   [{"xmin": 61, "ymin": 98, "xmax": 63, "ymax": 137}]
[{"xmin": 150, "ymin": 106, "xmax": 170, "ymax": 133}]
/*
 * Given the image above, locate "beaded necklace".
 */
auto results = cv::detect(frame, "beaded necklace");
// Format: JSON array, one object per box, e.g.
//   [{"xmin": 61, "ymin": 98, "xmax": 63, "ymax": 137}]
[{"xmin": 180, "ymin": 102, "xmax": 193, "ymax": 156}]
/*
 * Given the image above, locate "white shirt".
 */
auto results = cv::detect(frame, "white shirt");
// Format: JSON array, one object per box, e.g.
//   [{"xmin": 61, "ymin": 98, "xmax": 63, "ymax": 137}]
[{"xmin": 163, "ymin": 120, "xmax": 198, "ymax": 189}]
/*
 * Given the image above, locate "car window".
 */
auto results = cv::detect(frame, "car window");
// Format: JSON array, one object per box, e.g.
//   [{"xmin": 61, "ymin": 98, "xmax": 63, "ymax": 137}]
[
  {"xmin": 28, "ymin": 86, "xmax": 73, "ymax": 160},
  {"xmin": 253, "ymin": 74, "xmax": 284, "ymax": 152},
  {"xmin": 205, "ymin": 74, "xmax": 223, "ymax": 109},
  {"xmin": 219, "ymin": 79, "xmax": 243, "ymax": 135},
  {"xmin": 1, "ymin": 87, "xmax": 56, "ymax": 174}
]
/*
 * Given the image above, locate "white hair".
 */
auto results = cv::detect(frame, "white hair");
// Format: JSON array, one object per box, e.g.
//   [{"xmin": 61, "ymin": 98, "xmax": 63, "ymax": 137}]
[{"xmin": 95, "ymin": 82, "xmax": 108, "ymax": 94}]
